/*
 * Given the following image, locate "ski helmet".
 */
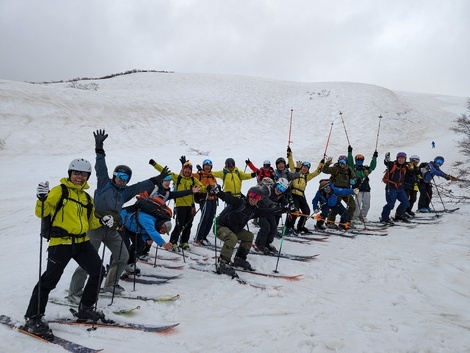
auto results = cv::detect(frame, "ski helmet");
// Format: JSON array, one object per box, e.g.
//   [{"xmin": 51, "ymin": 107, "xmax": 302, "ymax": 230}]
[
  {"xmin": 113, "ymin": 165, "xmax": 132, "ymax": 182},
  {"xmin": 338, "ymin": 155, "xmax": 347, "ymax": 164},
  {"xmin": 263, "ymin": 160, "xmax": 271, "ymax": 167},
  {"xmin": 247, "ymin": 186, "xmax": 263, "ymax": 201},
  {"xmin": 301, "ymin": 161, "xmax": 311, "ymax": 169},
  {"xmin": 68, "ymin": 158, "xmax": 92, "ymax": 178},
  {"xmin": 410, "ymin": 155, "xmax": 420, "ymax": 162},
  {"xmin": 355, "ymin": 154, "xmax": 365, "ymax": 161},
  {"xmin": 434, "ymin": 156, "xmax": 444, "ymax": 166},
  {"xmin": 162, "ymin": 175, "xmax": 172, "ymax": 182},
  {"xmin": 225, "ymin": 158, "xmax": 235, "ymax": 167},
  {"xmin": 275, "ymin": 178, "xmax": 289, "ymax": 193},
  {"xmin": 396, "ymin": 152, "xmax": 407, "ymax": 159},
  {"xmin": 276, "ymin": 157, "xmax": 286, "ymax": 166},
  {"xmin": 202, "ymin": 159, "xmax": 213, "ymax": 167}
]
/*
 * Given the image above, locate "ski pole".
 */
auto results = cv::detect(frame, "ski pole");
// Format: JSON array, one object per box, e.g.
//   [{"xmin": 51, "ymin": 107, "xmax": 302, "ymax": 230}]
[
  {"xmin": 90, "ymin": 227, "xmax": 108, "ymax": 331},
  {"xmin": 432, "ymin": 177, "xmax": 447, "ymax": 212},
  {"xmin": 273, "ymin": 214, "xmax": 288, "ymax": 273},
  {"xmin": 323, "ymin": 121, "xmax": 334, "ymax": 158},
  {"xmin": 288, "ymin": 109, "xmax": 293, "ymax": 147},
  {"xmin": 36, "ymin": 196, "xmax": 46, "ymax": 325},
  {"xmin": 339, "ymin": 111, "xmax": 351, "ymax": 146},
  {"xmin": 212, "ymin": 213, "xmax": 218, "ymax": 266},
  {"xmin": 108, "ymin": 234, "xmax": 126, "ymax": 306},
  {"xmin": 375, "ymin": 115, "xmax": 382, "ymax": 150}
]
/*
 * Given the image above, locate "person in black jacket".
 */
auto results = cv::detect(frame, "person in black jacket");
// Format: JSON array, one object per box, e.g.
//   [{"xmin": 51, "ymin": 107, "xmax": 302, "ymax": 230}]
[{"xmin": 213, "ymin": 186, "xmax": 286, "ymax": 276}]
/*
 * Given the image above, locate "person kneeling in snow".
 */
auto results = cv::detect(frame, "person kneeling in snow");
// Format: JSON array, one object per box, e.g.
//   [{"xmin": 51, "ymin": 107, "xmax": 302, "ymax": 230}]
[
  {"xmin": 214, "ymin": 185, "xmax": 287, "ymax": 276},
  {"xmin": 312, "ymin": 180, "xmax": 359, "ymax": 230}
]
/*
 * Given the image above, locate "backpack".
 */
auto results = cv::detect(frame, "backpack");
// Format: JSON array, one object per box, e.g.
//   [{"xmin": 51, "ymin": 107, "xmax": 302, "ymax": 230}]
[
  {"xmin": 125, "ymin": 191, "xmax": 172, "ymax": 222},
  {"xmin": 40, "ymin": 184, "xmax": 93, "ymax": 241},
  {"xmin": 382, "ymin": 163, "xmax": 406, "ymax": 187}
]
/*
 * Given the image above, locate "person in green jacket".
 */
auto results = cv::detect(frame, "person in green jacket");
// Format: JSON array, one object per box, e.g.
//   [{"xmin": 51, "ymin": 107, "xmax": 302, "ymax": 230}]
[
  {"xmin": 212, "ymin": 158, "xmax": 256, "ymax": 198},
  {"xmin": 347, "ymin": 146, "xmax": 378, "ymax": 223}
]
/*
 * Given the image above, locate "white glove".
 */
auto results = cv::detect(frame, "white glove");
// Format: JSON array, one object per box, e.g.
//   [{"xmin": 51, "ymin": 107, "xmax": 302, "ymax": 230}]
[
  {"xmin": 325, "ymin": 156, "xmax": 333, "ymax": 164},
  {"xmin": 36, "ymin": 181, "xmax": 49, "ymax": 200},
  {"xmin": 100, "ymin": 215, "xmax": 114, "ymax": 228},
  {"xmin": 385, "ymin": 152, "xmax": 390, "ymax": 162},
  {"xmin": 353, "ymin": 188, "xmax": 359, "ymax": 195}
]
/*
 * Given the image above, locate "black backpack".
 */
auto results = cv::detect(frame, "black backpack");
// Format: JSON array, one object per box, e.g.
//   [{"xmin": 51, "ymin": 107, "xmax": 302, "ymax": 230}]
[{"xmin": 123, "ymin": 191, "xmax": 173, "ymax": 224}]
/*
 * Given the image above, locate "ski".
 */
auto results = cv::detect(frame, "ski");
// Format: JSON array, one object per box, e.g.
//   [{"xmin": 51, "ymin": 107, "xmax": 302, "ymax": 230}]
[
  {"xmin": 0, "ymin": 314, "xmax": 102, "ymax": 353},
  {"xmin": 50, "ymin": 309, "xmax": 179, "ymax": 333},
  {"xmin": 121, "ymin": 272, "xmax": 183, "ymax": 281},
  {"xmin": 48, "ymin": 298, "xmax": 141, "ymax": 316},
  {"xmin": 420, "ymin": 207, "xmax": 459, "ymax": 214},
  {"xmin": 120, "ymin": 276, "xmax": 170, "ymax": 285},
  {"xmin": 99, "ymin": 293, "xmax": 180, "ymax": 302},
  {"xmin": 112, "ymin": 306, "xmax": 141, "ymax": 315},
  {"xmin": 309, "ymin": 228, "xmax": 357, "ymax": 238},
  {"xmin": 188, "ymin": 263, "xmax": 283, "ymax": 290},
  {"xmin": 137, "ymin": 259, "xmax": 185, "ymax": 270},
  {"xmin": 365, "ymin": 221, "xmax": 417, "ymax": 228},
  {"xmin": 282, "ymin": 236, "xmax": 314, "ymax": 244},
  {"xmin": 195, "ymin": 260, "xmax": 303, "ymax": 281}
]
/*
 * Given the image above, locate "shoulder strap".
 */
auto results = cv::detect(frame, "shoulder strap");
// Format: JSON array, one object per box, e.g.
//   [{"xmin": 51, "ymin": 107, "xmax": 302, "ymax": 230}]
[{"xmin": 50, "ymin": 184, "xmax": 68, "ymax": 225}]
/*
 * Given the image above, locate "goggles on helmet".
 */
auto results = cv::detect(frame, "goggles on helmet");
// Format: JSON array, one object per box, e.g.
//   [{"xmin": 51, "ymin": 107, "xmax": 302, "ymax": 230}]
[
  {"xmin": 355, "ymin": 154, "xmax": 365, "ymax": 161},
  {"xmin": 275, "ymin": 183, "xmax": 287, "ymax": 193},
  {"xmin": 203, "ymin": 159, "xmax": 213, "ymax": 166},
  {"xmin": 248, "ymin": 192, "xmax": 262, "ymax": 201},
  {"xmin": 115, "ymin": 172, "xmax": 130, "ymax": 182},
  {"xmin": 396, "ymin": 152, "xmax": 407, "ymax": 159},
  {"xmin": 434, "ymin": 158, "xmax": 444, "ymax": 166},
  {"xmin": 302, "ymin": 161, "xmax": 311, "ymax": 168}
]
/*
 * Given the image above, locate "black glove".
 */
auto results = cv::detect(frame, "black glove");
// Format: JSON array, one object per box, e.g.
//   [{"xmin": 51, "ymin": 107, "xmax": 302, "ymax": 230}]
[
  {"xmin": 287, "ymin": 146, "xmax": 292, "ymax": 153},
  {"xmin": 149, "ymin": 159, "xmax": 156, "ymax": 166},
  {"xmin": 93, "ymin": 129, "xmax": 108, "ymax": 152},
  {"xmin": 150, "ymin": 166, "xmax": 170, "ymax": 185},
  {"xmin": 373, "ymin": 150, "xmax": 378, "ymax": 158},
  {"xmin": 210, "ymin": 184, "xmax": 221, "ymax": 194},
  {"xmin": 348, "ymin": 145, "xmax": 353, "ymax": 153},
  {"xmin": 251, "ymin": 172, "xmax": 257, "ymax": 178},
  {"xmin": 245, "ymin": 158, "xmax": 251, "ymax": 165},
  {"xmin": 196, "ymin": 164, "xmax": 202, "ymax": 171},
  {"xmin": 179, "ymin": 155, "xmax": 187, "ymax": 166},
  {"xmin": 320, "ymin": 158, "xmax": 325, "ymax": 164}
]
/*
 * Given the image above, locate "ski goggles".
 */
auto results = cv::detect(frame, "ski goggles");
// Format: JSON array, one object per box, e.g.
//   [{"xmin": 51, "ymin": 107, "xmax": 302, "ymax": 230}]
[
  {"xmin": 338, "ymin": 159, "xmax": 347, "ymax": 165},
  {"xmin": 163, "ymin": 175, "xmax": 172, "ymax": 181},
  {"xmin": 435, "ymin": 158, "xmax": 443, "ymax": 166},
  {"xmin": 71, "ymin": 170, "xmax": 89, "ymax": 177},
  {"xmin": 203, "ymin": 159, "xmax": 213, "ymax": 166},
  {"xmin": 302, "ymin": 161, "xmax": 311, "ymax": 168},
  {"xmin": 115, "ymin": 172, "xmax": 130, "ymax": 182},
  {"xmin": 275, "ymin": 184, "xmax": 287, "ymax": 193},
  {"xmin": 248, "ymin": 192, "xmax": 262, "ymax": 201},
  {"xmin": 396, "ymin": 152, "xmax": 407, "ymax": 159}
]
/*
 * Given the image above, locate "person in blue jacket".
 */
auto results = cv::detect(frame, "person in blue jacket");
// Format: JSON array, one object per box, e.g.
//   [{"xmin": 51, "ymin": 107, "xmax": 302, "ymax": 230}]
[
  {"xmin": 120, "ymin": 206, "xmax": 173, "ymax": 268},
  {"xmin": 417, "ymin": 156, "xmax": 457, "ymax": 212},
  {"xmin": 312, "ymin": 180, "xmax": 359, "ymax": 230}
]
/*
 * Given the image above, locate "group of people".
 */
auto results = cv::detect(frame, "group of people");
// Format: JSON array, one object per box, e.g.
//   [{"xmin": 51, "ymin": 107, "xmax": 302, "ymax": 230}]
[{"xmin": 24, "ymin": 129, "xmax": 457, "ymax": 341}]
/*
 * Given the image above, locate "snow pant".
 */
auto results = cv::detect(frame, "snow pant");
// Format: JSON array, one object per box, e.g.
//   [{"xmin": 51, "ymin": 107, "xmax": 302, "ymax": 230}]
[
  {"xmin": 69, "ymin": 226, "xmax": 128, "ymax": 295},
  {"xmin": 319, "ymin": 203, "xmax": 349, "ymax": 226},
  {"xmin": 255, "ymin": 215, "xmax": 277, "ymax": 248},
  {"xmin": 285, "ymin": 194, "xmax": 310, "ymax": 230},
  {"xmin": 353, "ymin": 191, "xmax": 371, "ymax": 221},
  {"xmin": 119, "ymin": 228, "xmax": 146, "ymax": 265},
  {"xmin": 381, "ymin": 187, "xmax": 410, "ymax": 221},
  {"xmin": 169, "ymin": 206, "xmax": 194, "ymax": 245},
  {"xmin": 26, "ymin": 242, "xmax": 104, "ymax": 318},
  {"xmin": 194, "ymin": 199, "xmax": 217, "ymax": 242},
  {"xmin": 405, "ymin": 188, "xmax": 418, "ymax": 213},
  {"xmin": 417, "ymin": 181, "xmax": 432, "ymax": 209},
  {"xmin": 327, "ymin": 194, "xmax": 356, "ymax": 222},
  {"xmin": 216, "ymin": 226, "xmax": 253, "ymax": 261}
]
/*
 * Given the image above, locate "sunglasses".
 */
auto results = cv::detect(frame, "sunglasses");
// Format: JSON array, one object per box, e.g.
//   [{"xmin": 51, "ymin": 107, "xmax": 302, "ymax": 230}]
[
  {"xmin": 116, "ymin": 172, "xmax": 130, "ymax": 182},
  {"xmin": 323, "ymin": 185, "xmax": 331, "ymax": 191},
  {"xmin": 71, "ymin": 170, "xmax": 89, "ymax": 177},
  {"xmin": 248, "ymin": 192, "xmax": 262, "ymax": 201},
  {"xmin": 275, "ymin": 184, "xmax": 287, "ymax": 193}
]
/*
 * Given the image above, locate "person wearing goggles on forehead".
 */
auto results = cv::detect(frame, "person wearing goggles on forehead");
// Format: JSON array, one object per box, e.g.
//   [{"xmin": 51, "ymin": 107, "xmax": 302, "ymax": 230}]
[
  {"xmin": 272, "ymin": 146, "xmax": 301, "ymax": 182},
  {"xmin": 212, "ymin": 158, "xmax": 256, "ymax": 198},
  {"xmin": 245, "ymin": 158, "xmax": 275, "ymax": 183},
  {"xmin": 212, "ymin": 185, "xmax": 287, "ymax": 276},
  {"xmin": 380, "ymin": 152, "xmax": 419, "ymax": 225},
  {"xmin": 69, "ymin": 130, "xmax": 169, "ymax": 298},
  {"xmin": 417, "ymin": 156, "xmax": 457, "ymax": 213},
  {"xmin": 312, "ymin": 180, "xmax": 359, "ymax": 230},
  {"xmin": 254, "ymin": 178, "xmax": 291, "ymax": 254},
  {"xmin": 322, "ymin": 154, "xmax": 357, "ymax": 228},
  {"xmin": 284, "ymin": 149, "xmax": 324, "ymax": 234},
  {"xmin": 25, "ymin": 158, "xmax": 109, "ymax": 339},
  {"xmin": 403, "ymin": 155, "xmax": 421, "ymax": 216},
  {"xmin": 347, "ymin": 145, "xmax": 378, "ymax": 224}
]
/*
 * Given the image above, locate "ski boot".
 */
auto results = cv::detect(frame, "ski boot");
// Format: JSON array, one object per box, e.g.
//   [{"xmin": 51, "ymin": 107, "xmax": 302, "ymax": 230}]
[{"xmin": 23, "ymin": 316, "xmax": 54, "ymax": 341}]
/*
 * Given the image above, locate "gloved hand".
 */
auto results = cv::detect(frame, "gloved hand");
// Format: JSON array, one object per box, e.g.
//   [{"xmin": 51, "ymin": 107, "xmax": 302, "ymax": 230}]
[
  {"xmin": 348, "ymin": 145, "xmax": 353, "ymax": 153},
  {"xmin": 420, "ymin": 165, "xmax": 431, "ymax": 174},
  {"xmin": 353, "ymin": 188, "xmax": 359, "ymax": 195},
  {"xmin": 296, "ymin": 161, "xmax": 302, "ymax": 169},
  {"xmin": 450, "ymin": 176, "xmax": 458, "ymax": 182},
  {"xmin": 150, "ymin": 166, "xmax": 171, "ymax": 185},
  {"xmin": 196, "ymin": 164, "xmax": 202, "ymax": 171},
  {"xmin": 100, "ymin": 215, "xmax": 114, "ymax": 228},
  {"xmin": 313, "ymin": 209, "xmax": 320, "ymax": 214},
  {"xmin": 287, "ymin": 146, "xmax": 292, "ymax": 153},
  {"xmin": 320, "ymin": 158, "xmax": 325, "ymax": 164},
  {"xmin": 245, "ymin": 158, "xmax": 251, "ymax": 165},
  {"xmin": 93, "ymin": 129, "xmax": 108, "ymax": 151},
  {"xmin": 325, "ymin": 156, "xmax": 333, "ymax": 164},
  {"xmin": 210, "ymin": 184, "xmax": 221, "ymax": 194},
  {"xmin": 385, "ymin": 152, "xmax": 390, "ymax": 162},
  {"xmin": 36, "ymin": 181, "xmax": 49, "ymax": 200},
  {"xmin": 350, "ymin": 179, "xmax": 356, "ymax": 185},
  {"xmin": 373, "ymin": 150, "xmax": 379, "ymax": 158},
  {"xmin": 251, "ymin": 172, "xmax": 257, "ymax": 178},
  {"xmin": 179, "ymin": 155, "xmax": 187, "ymax": 166},
  {"xmin": 149, "ymin": 159, "xmax": 156, "ymax": 166}
]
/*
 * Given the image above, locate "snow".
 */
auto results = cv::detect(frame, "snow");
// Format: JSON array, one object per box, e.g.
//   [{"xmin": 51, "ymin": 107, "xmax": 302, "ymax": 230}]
[{"xmin": 0, "ymin": 72, "xmax": 469, "ymax": 353}]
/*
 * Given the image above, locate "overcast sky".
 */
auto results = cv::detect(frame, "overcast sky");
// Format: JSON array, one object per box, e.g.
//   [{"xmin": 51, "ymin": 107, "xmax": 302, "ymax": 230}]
[{"xmin": 0, "ymin": 0, "xmax": 468, "ymax": 97}]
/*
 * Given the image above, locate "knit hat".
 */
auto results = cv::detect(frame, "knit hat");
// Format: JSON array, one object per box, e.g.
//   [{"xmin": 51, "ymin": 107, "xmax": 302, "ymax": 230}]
[{"xmin": 156, "ymin": 220, "xmax": 172, "ymax": 235}]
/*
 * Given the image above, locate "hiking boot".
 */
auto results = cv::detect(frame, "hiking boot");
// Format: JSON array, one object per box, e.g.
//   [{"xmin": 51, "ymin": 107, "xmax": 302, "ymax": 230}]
[
  {"xmin": 315, "ymin": 221, "xmax": 327, "ymax": 230},
  {"xmin": 406, "ymin": 211, "xmax": 416, "ymax": 217},
  {"xmin": 338, "ymin": 222, "xmax": 349, "ymax": 231},
  {"xmin": 216, "ymin": 257, "xmax": 237, "ymax": 277},
  {"xmin": 200, "ymin": 239, "xmax": 211, "ymax": 246},
  {"xmin": 138, "ymin": 254, "xmax": 151, "ymax": 261},
  {"xmin": 266, "ymin": 244, "xmax": 278, "ymax": 253},
  {"xmin": 179, "ymin": 243, "xmax": 190, "ymax": 250},
  {"xmin": 125, "ymin": 263, "xmax": 141, "ymax": 275},
  {"xmin": 394, "ymin": 214, "xmax": 410, "ymax": 223},
  {"xmin": 380, "ymin": 218, "xmax": 395, "ymax": 226},
  {"xmin": 66, "ymin": 294, "xmax": 81, "ymax": 305},
  {"xmin": 171, "ymin": 244, "xmax": 179, "ymax": 252},
  {"xmin": 326, "ymin": 223, "xmax": 338, "ymax": 230},
  {"xmin": 76, "ymin": 304, "xmax": 106, "ymax": 322},
  {"xmin": 23, "ymin": 316, "xmax": 54, "ymax": 341},
  {"xmin": 297, "ymin": 226, "xmax": 311, "ymax": 234},
  {"xmin": 233, "ymin": 256, "xmax": 255, "ymax": 271},
  {"xmin": 284, "ymin": 227, "xmax": 297, "ymax": 236},
  {"xmin": 103, "ymin": 284, "xmax": 124, "ymax": 294},
  {"xmin": 417, "ymin": 208, "xmax": 429, "ymax": 213}
]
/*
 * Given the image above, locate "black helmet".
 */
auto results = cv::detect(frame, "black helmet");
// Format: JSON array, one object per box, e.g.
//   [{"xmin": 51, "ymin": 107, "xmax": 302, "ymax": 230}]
[
  {"xmin": 225, "ymin": 158, "xmax": 235, "ymax": 167},
  {"xmin": 113, "ymin": 165, "xmax": 132, "ymax": 182},
  {"xmin": 247, "ymin": 186, "xmax": 263, "ymax": 200},
  {"xmin": 276, "ymin": 157, "xmax": 286, "ymax": 166}
]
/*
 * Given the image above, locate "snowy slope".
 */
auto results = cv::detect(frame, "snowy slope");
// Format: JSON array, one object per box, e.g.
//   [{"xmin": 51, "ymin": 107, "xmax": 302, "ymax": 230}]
[{"xmin": 0, "ymin": 72, "xmax": 468, "ymax": 353}]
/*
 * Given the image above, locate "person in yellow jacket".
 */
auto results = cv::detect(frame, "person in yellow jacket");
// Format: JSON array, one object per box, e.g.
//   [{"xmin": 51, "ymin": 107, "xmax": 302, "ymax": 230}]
[
  {"xmin": 212, "ymin": 157, "xmax": 256, "ymax": 197},
  {"xmin": 284, "ymin": 153, "xmax": 324, "ymax": 234},
  {"xmin": 149, "ymin": 157, "xmax": 204, "ymax": 250},
  {"xmin": 24, "ymin": 158, "xmax": 113, "ymax": 340}
]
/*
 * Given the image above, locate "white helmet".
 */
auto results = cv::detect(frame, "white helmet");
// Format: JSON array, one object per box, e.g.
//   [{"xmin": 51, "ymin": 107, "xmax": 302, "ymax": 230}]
[
  {"xmin": 276, "ymin": 178, "xmax": 289, "ymax": 192},
  {"xmin": 68, "ymin": 158, "xmax": 92, "ymax": 173},
  {"xmin": 260, "ymin": 177, "xmax": 274, "ymax": 186}
]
